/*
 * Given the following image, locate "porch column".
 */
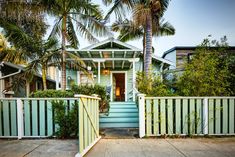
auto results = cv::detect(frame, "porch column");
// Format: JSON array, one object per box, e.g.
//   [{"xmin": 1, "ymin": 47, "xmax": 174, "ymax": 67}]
[
  {"xmin": 132, "ymin": 60, "xmax": 136, "ymax": 101},
  {"xmin": 98, "ymin": 61, "xmax": 101, "ymax": 84}
]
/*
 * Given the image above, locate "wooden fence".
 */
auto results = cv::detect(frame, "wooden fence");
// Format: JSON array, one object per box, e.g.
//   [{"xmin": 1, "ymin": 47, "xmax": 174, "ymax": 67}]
[
  {"xmin": 0, "ymin": 95, "xmax": 100, "ymax": 157},
  {"xmin": 138, "ymin": 95, "xmax": 235, "ymax": 137}
]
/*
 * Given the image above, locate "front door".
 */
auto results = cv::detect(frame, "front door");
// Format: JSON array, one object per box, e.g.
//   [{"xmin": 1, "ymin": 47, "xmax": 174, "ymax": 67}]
[{"xmin": 112, "ymin": 73, "xmax": 125, "ymax": 101}]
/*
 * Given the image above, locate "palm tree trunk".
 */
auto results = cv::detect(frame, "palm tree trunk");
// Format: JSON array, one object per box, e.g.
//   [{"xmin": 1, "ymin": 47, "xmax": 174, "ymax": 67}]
[
  {"xmin": 42, "ymin": 64, "xmax": 47, "ymax": 90},
  {"xmin": 61, "ymin": 15, "xmax": 67, "ymax": 90},
  {"xmin": 144, "ymin": 16, "xmax": 152, "ymax": 76},
  {"xmin": 142, "ymin": 31, "xmax": 146, "ymax": 70}
]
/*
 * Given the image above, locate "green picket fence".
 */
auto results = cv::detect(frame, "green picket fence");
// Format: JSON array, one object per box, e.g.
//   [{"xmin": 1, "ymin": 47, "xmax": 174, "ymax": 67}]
[
  {"xmin": 138, "ymin": 96, "xmax": 235, "ymax": 137},
  {"xmin": 0, "ymin": 95, "xmax": 100, "ymax": 157}
]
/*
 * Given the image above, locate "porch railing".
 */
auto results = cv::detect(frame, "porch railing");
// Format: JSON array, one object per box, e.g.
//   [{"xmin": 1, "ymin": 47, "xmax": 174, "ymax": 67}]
[
  {"xmin": 138, "ymin": 95, "xmax": 235, "ymax": 137},
  {"xmin": 0, "ymin": 95, "xmax": 100, "ymax": 157}
]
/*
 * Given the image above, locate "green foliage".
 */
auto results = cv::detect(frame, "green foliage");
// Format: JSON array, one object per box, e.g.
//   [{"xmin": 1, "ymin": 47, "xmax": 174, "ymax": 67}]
[
  {"xmin": 71, "ymin": 84, "xmax": 109, "ymax": 112},
  {"xmin": 30, "ymin": 90, "xmax": 74, "ymax": 98},
  {"xmin": 136, "ymin": 71, "xmax": 173, "ymax": 96},
  {"xmin": 52, "ymin": 100, "xmax": 78, "ymax": 139},
  {"xmin": 176, "ymin": 37, "xmax": 231, "ymax": 96},
  {"xmin": 31, "ymin": 84, "xmax": 109, "ymax": 111}
]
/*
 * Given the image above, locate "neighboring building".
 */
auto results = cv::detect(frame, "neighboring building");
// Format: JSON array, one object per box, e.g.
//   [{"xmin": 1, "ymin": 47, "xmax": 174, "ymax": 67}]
[
  {"xmin": 65, "ymin": 38, "xmax": 174, "ymax": 102},
  {"xmin": 0, "ymin": 62, "xmax": 56, "ymax": 98},
  {"xmin": 162, "ymin": 46, "xmax": 235, "ymax": 71}
]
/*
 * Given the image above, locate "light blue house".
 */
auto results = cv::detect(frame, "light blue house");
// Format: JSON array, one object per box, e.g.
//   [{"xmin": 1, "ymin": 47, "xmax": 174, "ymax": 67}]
[{"xmin": 66, "ymin": 38, "xmax": 173, "ymax": 127}]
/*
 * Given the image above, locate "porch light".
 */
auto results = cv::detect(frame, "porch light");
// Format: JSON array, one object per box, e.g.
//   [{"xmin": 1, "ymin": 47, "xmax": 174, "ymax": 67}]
[
  {"xmin": 116, "ymin": 87, "xmax": 120, "ymax": 96},
  {"xmin": 87, "ymin": 66, "xmax": 92, "ymax": 71},
  {"xmin": 102, "ymin": 69, "xmax": 110, "ymax": 75}
]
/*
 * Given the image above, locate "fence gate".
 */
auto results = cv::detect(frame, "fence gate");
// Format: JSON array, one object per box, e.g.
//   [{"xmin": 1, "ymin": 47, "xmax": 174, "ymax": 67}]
[{"xmin": 0, "ymin": 95, "xmax": 101, "ymax": 157}]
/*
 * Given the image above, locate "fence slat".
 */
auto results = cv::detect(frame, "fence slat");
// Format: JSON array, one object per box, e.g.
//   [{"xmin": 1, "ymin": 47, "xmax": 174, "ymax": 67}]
[
  {"xmin": 24, "ymin": 100, "xmax": 31, "ymax": 136},
  {"xmin": 3, "ymin": 100, "xmax": 10, "ymax": 136},
  {"xmin": 146, "ymin": 99, "xmax": 152, "ymax": 136},
  {"xmin": 153, "ymin": 99, "xmax": 159, "ymax": 135},
  {"xmin": 91, "ymin": 99, "xmax": 94, "ymax": 142},
  {"xmin": 167, "ymin": 99, "xmax": 173, "ymax": 134},
  {"xmin": 47, "ymin": 101, "xmax": 53, "ymax": 136},
  {"xmin": 229, "ymin": 99, "xmax": 234, "ymax": 134},
  {"xmin": 10, "ymin": 100, "xmax": 17, "ymax": 136},
  {"xmin": 32, "ymin": 100, "xmax": 38, "ymax": 136},
  {"xmin": 39, "ymin": 100, "xmax": 45, "ymax": 136},
  {"xmin": 208, "ymin": 99, "xmax": 214, "ymax": 134},
  {"xmin": 196, "ymin": 99, "xmax": 202, "ymax": 134},
  {"xmin": 79, "ymin": 98, "xmax": 84, "ymax": 153},
  {"xmin": 189, "ymin": 99, "xmax": 195, "ymax": 134},
  {"xmin": 175, "ymin": 99, "xmax": 181, "ymax": 134},
  {"xmin": 215, "ymin": 99, "xmax": 221, "ymax": 134},
  {"xmin": 160, "ymin": 99, "xmax": 166, "ymax": 135},
  {"xmin": 182, "ymin": 99, "xmax": 188, "ymax": 134},
  {"xmin": 84, "ymin": 98, "xmax": 88, "ymax": 148},
  {"xmin": 222, "ymin": 99, "xmax": 228, "ymax": 134},
  {"xmin": 0, "ymin": 101, "xmax": 2, "ymax": 136}
]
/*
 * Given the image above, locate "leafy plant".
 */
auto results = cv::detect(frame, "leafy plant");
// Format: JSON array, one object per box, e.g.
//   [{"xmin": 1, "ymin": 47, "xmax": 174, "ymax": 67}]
[
  {"xmin": 176, "ymin": 37, "xmax": 231, "ymax": 96},
  {"xmin": 52, "ymin": 100, "xmax": 78, "ymax": 139},
  {"xmin": 136, "ymin": 71, "xmax": 174, "ymax": 96}
]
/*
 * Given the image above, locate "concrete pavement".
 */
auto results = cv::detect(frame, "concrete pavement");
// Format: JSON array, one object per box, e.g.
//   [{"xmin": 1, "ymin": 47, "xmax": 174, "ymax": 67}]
[
  {"xmin": 0, "ymin": 139, "xmax": 78, "ymax": 157},
  {"xmin": 85, "ymin": 138, "xmax": 235, "ymax": 157},
  {"xmin": 0, "ymin": 138, "xmax": 235, "ymax": 157}
]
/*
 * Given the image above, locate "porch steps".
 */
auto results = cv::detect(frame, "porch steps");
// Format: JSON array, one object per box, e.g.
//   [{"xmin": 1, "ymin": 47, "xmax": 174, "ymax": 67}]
[{"xmin": 99, "ymin": 102, "xmax": 139, "ymax": 128}]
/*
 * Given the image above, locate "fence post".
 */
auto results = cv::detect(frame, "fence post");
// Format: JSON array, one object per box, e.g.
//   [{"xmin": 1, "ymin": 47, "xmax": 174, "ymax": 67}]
[
  {"xmin": 203, "ymin": 98, "xmax": 208, "ymax": 135},
  {"xmin": 138, "ymin": 94, "xmax": 145, "ymax": 138},
  {"xmin": 17, "ymin": 99, "xmax": 24, "ymax": 139}
]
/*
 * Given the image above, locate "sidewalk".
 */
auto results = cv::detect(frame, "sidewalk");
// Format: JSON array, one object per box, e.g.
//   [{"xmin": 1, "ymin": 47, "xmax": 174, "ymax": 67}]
[
  {"xmin": 85, "ymin": 138, "xmax": 235, "ymax": 157},
  {"xmin": 0, "ymin": 138, "xmax": 234, "ymax": 157},
  {"xmin": 0, "ymin": 139, "xmax": 77, "ymax": 157}
]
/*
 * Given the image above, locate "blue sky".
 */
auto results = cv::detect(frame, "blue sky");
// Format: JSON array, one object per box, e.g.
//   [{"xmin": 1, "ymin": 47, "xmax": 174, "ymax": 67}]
[{"xmin": 46, "ymin": 0, "xmax": 235, "ymax": 57}]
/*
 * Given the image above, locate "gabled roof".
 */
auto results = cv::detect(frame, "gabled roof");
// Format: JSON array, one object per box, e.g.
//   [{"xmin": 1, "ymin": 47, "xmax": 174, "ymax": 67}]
[{"xmin": 80, "ymin": 37, "xmax": 142, "ymax": 51}]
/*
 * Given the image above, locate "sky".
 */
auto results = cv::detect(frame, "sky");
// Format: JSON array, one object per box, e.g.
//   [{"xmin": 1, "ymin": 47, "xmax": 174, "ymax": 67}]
[{"xmin": 46, "ymin": 0, "xmax": 235, "ymax": 57}]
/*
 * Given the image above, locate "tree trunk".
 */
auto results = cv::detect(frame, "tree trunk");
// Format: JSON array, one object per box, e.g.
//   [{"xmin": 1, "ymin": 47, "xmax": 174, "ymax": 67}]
[
  {"xmin": 61, "ymin": 15, "xmax": 67, "ymax": 90},
  {"xmin": 142, "ymin": 31, "xmax": 146, "ymax": 70},
  {"xmin": 42, "ymin": 64, "xmax": 47, "ymax": 90},
  {"xmin": 144, "ymin": 16, "xmax": 152, "ymax": 76}
]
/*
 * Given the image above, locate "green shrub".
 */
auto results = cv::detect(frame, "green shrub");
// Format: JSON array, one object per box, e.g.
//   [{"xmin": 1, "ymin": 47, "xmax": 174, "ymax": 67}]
[
  {"xmin": 30, "ymin": 89, "xmax": 74, "ymax": 98},
  {"xmin": 52, "ymin": 100, "xmax": 78, "ymax": 139},
  {"xmin": 30, "ymin": 84, "xmax": 109, "ymax": 138},
  {"xmin": 136, "ymin": 72, "xmax": 174, "ymax": 96},
  {"xmin": 71, "ymin": 84, "xmax": 109, "ymax": 112}
]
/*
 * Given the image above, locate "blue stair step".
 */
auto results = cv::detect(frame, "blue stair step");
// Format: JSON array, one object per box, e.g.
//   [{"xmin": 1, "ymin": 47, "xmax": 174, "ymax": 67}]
[
  {"xmin": 100, "ymin": 122, "xmax": 139, "ymax": 128},
  {"xmin": 101, "ymin": 112, "xmax": 138, "ymax": 117},
  {"xmin": 99, "ymin": 101, "xmax": 139, "ymax": 128}
]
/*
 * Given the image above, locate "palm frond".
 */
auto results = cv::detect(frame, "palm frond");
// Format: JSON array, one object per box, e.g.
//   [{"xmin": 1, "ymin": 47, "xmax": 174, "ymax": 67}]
[{"xmin": 67, "ymin": 16, "xmax": 79, "ymax": 48}]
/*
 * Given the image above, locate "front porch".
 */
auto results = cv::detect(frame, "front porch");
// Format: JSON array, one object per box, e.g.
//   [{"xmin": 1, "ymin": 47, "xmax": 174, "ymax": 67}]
[{"xmin": 67, "ymin": 38, "xmax": 142, "ymax": 102}]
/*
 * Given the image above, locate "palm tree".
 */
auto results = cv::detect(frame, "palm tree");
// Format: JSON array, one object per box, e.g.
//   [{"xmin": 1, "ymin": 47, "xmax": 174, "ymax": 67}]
[
  {"xmin": 112, "ymin": 17, "xmax": 175, "ymax": 60},
  {"xmin": 104, "ymin": 0, "xmax": 171, "ymax": 76},
  {"xmin": 133, "ymin": 0, "xmax": 170, "ymax": 75},
  {"xmin": 41, "ymin": 0, "xmax": 110, "ymax": 90}
]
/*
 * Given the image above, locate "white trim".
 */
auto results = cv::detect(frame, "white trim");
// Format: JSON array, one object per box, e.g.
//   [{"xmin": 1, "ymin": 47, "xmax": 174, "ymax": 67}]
[
  {"xmin": 152, "ymin": 55, "xmax": 175, "ymax": 66},
  {"xmin": 110, "ymin": 71, "xmax": 128, "ymax": 102},
  {"xmin": 138, "ymin": 94, "xmax": 146, "ymax": 138},
  {"xmin": 75, "ymin": 136, "xmax": 101, "ymax": 157},
  {"xmin": 79, "ymin": 38, "xmax": 141, "ymax": 51},
  {"xmin": 68, "ymin": 58, "xmax": 140, "ymax": 61},
  {"xmin": 17, "ymin": 99, "xmax": 24, "ymax": 139}
]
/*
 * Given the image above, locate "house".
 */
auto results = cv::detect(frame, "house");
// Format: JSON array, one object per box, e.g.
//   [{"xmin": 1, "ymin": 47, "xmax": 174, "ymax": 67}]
[
  {"xmin": 65, "ymin": 38, "xmax": 174, "ymax": 128},
  {"xmin": 66, "ymin": 38, "xmax": 173, "ymax": 102},
  {"xmin": 0, "ymin": 62, "xmax": 56, "ymax": 98},
  {"xmin": 162, "ymin": 46, "xmax": 235, "ymax": 71}
]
